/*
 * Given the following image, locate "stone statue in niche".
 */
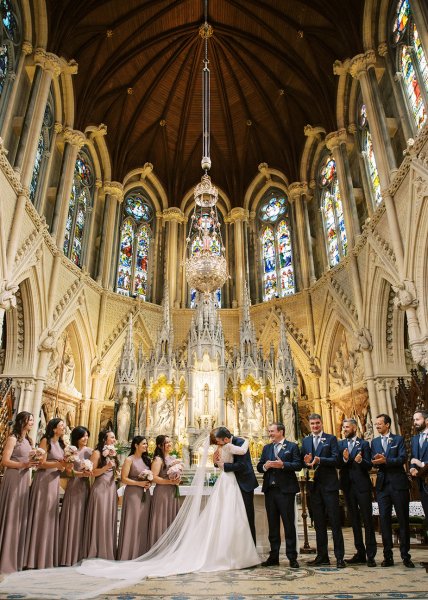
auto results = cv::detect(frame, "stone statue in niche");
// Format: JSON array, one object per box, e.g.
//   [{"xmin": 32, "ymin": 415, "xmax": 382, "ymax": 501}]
[
  {"xmin": 117, "ymin": 395, "xmax": 131, "ymax": 443},
  {"xmin": 266, "ymin": 398, "xmax": 274, "ymax": 425},
  {"xmin": 62, "ymin": 352, "xmax": 75, "ymax": 387},
  {"xmin": 281, "ymin": 392, "xmax": 296, "ymax": 441},
  {"xmin": 242, "ymin": 385, "xmax": 257, "ymax": 422},
  {"xmin": 155, "ymin": 388, "xmax": 173, "ymax": 431},
  {"xmin": 176, "ymin": 394, "xmax": 186, "ymax": 436}
]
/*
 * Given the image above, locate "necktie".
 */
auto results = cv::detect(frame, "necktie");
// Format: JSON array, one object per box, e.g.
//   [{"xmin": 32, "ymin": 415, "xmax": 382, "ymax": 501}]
[
  {"xmin": 348, "ymin": 439, "xmax": 354, "ymax": 453},
  {"xmin": 420, "ymin": 433, "xmax": 426, "ymax": 449},
  {"xmin": 274, "ymin": 443, "xmax": 282, "ymax": 458},
  {"xmin": 313, "ymin": 435, "xmax": 319, "ymax": 451},
  {"xmin": 381, "ymin": 436, "xmax": 388, "ymax": 453}
]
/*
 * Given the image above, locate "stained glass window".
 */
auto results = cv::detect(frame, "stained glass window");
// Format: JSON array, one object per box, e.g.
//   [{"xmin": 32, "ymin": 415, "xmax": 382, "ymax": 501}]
[
  {"xmin": 392, "ymin": 0, "xmax": 428, "ymax": 130},
  {"xmin": 0, "ymin": 0, "xmax": 21, "ymax": 97},
  {"xmin": 63, "ymin": 149, "xmax": 94, "ymax": 267},
  {"xmin": 189, "ymin": 210, "xmax": 222, "ymax": 307},
  {"xmin": 116, "ymin": 190, "xmax": 153, "ymax": 300},
  {"xmin": 358, "ymin": 103, "xmax": 382, "ymax": 206},
  {"xmin": 29, "ymin": 100, "xmax": 54, "ymax": 205},
  {"xmin": 320, "ymin": 157, "xmax": 347, "ymax": 266},
  {"xmin": 258, "ymin": 190, "xmax": 295, "ymax": 301}
]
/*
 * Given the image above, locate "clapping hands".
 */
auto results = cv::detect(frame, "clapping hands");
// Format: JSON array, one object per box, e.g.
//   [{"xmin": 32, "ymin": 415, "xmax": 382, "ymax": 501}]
[{"xmin": 304, "ymin": 453, "xmax": 320, "ymax": 468}]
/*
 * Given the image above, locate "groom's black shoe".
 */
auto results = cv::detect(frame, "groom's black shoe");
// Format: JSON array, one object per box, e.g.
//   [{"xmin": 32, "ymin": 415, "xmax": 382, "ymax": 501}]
[
  {"xmin": 261, "ymin": 557, "xmax": 280, "ymax": 567},
  {"xmin": 289, "ymin": 560, "xmax": 299, "ymax": 569},
  {"xmin": 308, "ymin": 556, "xmax": 330, "ymax": 566}
]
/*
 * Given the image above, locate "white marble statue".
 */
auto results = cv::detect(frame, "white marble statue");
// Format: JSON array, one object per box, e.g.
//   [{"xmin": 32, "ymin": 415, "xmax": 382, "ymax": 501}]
[
  {"xmin": 282, "ymin": 396, "xmax": 296, "ymax": 441},
  {"xmin": 117, "ymin": 395, "xmax": 131, "ymax": 443},
  {"xmin": 242, "ymin": 385, "xmax": 257, "ymax": 422},
  {"xmin": 155, "ymin": 388, "xmax": 173, "ymax": 431}
]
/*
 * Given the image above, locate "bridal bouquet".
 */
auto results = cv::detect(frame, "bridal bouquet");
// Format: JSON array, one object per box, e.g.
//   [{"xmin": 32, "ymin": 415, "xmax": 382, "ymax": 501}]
[
  {"xmin": 167, "ymin": 459, "xmax": 183, "ymax": 498},
  {"xmin": 64, "ymin": 445, "xmax": 79, "ymax": 463},
  {"xmin": 138, "ymin": 469, "xmax": 154, "ymax": 502},
  {"xmin": 29, "ymin": 447, "xmax": 45, "ymax": 467}
]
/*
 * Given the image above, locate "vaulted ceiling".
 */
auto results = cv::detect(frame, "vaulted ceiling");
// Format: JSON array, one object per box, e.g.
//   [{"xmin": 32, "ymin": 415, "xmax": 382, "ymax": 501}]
[{"xmin": 46, "ymin": 0, "xmax": 364, "ymax": 205}]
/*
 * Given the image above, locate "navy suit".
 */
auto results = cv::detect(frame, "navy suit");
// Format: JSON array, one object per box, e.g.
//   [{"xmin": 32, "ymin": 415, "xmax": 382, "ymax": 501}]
[
  {"xmin": 257, "ymin": 440, "xmax": 301, "ymax": 561},
  {"xmin": 371, "ymin": 434, "xmax": 410, "ymax": 560},
  {"xmin": 337, "ymin": 438, "xmax": 376, "ymax": 560},
  {"xmin": 300, "ymin": 433, "xmax": 344, "ymax": 560},
  {"xmin": 223, "ymin": 436, "xmax": 258, "ymax": 544},
  {"xmin": 410, "ymin": 433, "xmax": 428, "ymax": 522}
]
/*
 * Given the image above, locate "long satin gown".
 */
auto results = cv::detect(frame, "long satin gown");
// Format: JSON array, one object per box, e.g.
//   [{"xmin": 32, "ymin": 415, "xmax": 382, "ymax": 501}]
[
  {"xmin": 83, "ymin": 462, "xmax": 117, "ymax": 560},
  {"xmin": 59, "ymin": 447, "xmax": 93, "ymax": 566},
  {"xmin": 24, "ymin": 440, "xmax": 64, "ymax": 569},
  {"xmin": 0, "ymin": 436, "xmax": 32, "ymax": 574},
  {"xmin": 148, "ymin": 459, "xmax": 180, "ymax": 547},
  {"xmin": 117, "ymin": 456, "xmax": 152, "ymax": 560}
]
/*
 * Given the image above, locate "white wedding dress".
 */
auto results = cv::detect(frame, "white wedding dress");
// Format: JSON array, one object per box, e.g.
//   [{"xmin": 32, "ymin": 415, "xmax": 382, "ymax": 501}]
[{"xmin": 0, "ymin": 437, "xmax": 260, "ymax": 599}]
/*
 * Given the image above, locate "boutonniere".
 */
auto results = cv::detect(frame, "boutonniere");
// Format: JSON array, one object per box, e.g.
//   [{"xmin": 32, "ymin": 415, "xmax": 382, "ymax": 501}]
[
  {"xmin": 320, "ymin": 438, "xmax": 326, "ymax": 443},
  {"xmin": 387, "ymin": 438, "xmax": 393, "ymax": 444},
  {"xmin": 355, "ymin": 441, "xmax": 361, "ymax": 447},
  {"xmin": 281, "ymin": 443, "xmax": 287, "ymax": 450}
]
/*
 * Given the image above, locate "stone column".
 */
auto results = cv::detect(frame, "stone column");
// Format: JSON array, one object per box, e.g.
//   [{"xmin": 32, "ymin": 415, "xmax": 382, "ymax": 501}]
[
  {"xmin": 98, "ymin": 182, "xmax": 124, "ymax": 289},
  {"xmin": 326, "ymin": 129, "xmax": 360, "ymax": 251},
  {"xmin": 6, "ymin": 192, "xmax": 28, "ymax": 273},
  {"xmin": 229, "ymin": 208, "xmax": 249, "ymax": 306},
  {"xmin": 37, "ymin": 122, "xmax": 63, "ymax": 215},
  {"xmin": 51, "ymin": 128, "xmax": 87, "ymax": 250},
  {"xmin": 348, "ymin": 50, "xmax": 396, "ymax": 188},
  {"xmin": 30, "ymin": 344, "xmax": 55, "ymax": 442},
  {"xmin": 288, "ymin": 182, "xmax": 314, "ymax": 289},
  {"xmin": 0, "ymin": 41, "xmax": 33, "ymax": 142},
  {"xmin": 321, "ymin": 398, "xmax": 334, "ymax": 434},
  {"xmin": 163, "ymin": 208, "xmax": 185, "ymax": 307},
  {"xmin": 83, "ymin": 179, "xmax": 102, "ymax": 272}
]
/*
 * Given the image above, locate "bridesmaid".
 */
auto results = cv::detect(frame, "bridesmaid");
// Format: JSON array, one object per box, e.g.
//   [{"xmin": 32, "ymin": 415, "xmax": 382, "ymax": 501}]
[
  {"xmin": 24, "ymin": 417, "xmax": 66, "ymax": 569},
  {"xmin": 59, "ymin": 426, "xmax": 92, "ymax": 566},
  {"xmin": 117, "ymin": 436, "xmax": 152, "ymax": 560},
  {"xmin": 83, "ymin": 429, "xmax": 118, "ymax": 560},
  {"xmin": 0, "ymin": 411, "xmax": 38, "ymax": 574},
  {"xmin": 148, "ymin": 435, "xmax": 181, "ymax": 546}
]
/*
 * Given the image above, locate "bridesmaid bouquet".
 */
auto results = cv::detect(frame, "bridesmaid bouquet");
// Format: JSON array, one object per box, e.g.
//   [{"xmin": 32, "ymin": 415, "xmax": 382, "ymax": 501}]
[
  {"xmin": 64, "ymin": 445, "xmax": 79, "ymax": 463},
  {"xmin": 167, "ymin": 459, "xmax": 184, "ymax": 498},
  {"xmin": 80, "ymin": 458, "xmax": 93, "ymax": 473},
  {"xmin": 137, "ymin": 469, "xmax": 154, "ymax": 502},
  {"xmin": 29, "ymin": 447, "xmax": 45, "ymax": 467},
  {"xmin": 102, "ymin": 444, "xmax": 117, "ymax": 463}
]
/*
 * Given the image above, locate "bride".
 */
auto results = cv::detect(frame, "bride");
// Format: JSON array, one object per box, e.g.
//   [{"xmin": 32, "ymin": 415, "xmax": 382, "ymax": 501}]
[{"xmin": 0, "ymin": 432, "xmax": 260, "ymax": 599}]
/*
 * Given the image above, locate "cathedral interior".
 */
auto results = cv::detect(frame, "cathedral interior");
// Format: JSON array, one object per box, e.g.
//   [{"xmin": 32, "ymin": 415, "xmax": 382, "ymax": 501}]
[{"xmin": 0, "ymin": 0, "xmax": 428, "ymax": 463}]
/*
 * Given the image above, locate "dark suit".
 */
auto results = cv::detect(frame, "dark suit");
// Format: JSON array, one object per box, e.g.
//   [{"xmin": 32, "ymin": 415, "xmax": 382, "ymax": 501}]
[
  {"xmin": 223, "ymin": 436, "xmax": 258, "ymax": 544},
  {"xmin": 410, "ymin": 433, "xmax": 428, "ymax": 524},
  {"xmin": 257, "ymin": 439, "xmax": 302, "ymax": 561},
  {"xmin": 337, "ymin": 437, "xmax": 376, "ymax": 560},
  {"xmin": 300, "ymin": 433, "xmax": 344, "ymax": 560},
  {"xmin": 371, "ymin": 434, "xmax": 410, "ymax": 560}
]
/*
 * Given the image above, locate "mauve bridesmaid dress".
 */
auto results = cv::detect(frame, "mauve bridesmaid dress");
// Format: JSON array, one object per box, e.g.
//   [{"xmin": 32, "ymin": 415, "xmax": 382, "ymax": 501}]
[
  {"xmin": 83, "ymin": 461, "xmax": 117, "ymax": 560},
  {"xmin": 59, "ymin": 446, "xmax": 92, "ymax": 565},
  {"xmin": 0, "ymin": 437, "xmax": 32, "ymax": 573},
  {"xmin": 24, "ymin": 440, "xmax": 64, "ymax": 569},
  {"xmin": 117, "ymin": 456, "xmax": 152, "ymax": 560},
  {"xmin": 148, "ymin": 460, "xmax": 180, "ymax": 547}
]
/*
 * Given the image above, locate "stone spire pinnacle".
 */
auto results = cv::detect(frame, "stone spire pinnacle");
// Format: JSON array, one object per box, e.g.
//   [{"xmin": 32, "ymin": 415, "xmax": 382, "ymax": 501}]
[{"xmin": 156, "ymin": 280, "xmax": 174, "ymax": 357}]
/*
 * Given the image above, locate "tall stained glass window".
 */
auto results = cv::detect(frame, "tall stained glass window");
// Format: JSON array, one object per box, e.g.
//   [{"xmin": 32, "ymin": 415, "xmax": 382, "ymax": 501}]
[
  {"xmin": 358, "ymin": 103, "xmax": 382, "ymax": 206},
  {"xmin": 116, "ymin": 191, "xmax": 153, "ymax": 300},
  {"xmin": 29, "ymin": 98, "xmax": 54, "ymax": 206},
  {"xmin": 189, "ymin": 210, "xmax": 222, "ymax": 308},
  {"xmin": 63, "ymin": 149, "xmax": 94, "ymax": 267},
  {"xmin": 392, "ymin": 0, "xmax": 428, "ymax": 130},
  {"xmin": 320, "ymin": 156, "xmax": 347, "ymax": 267},
  {"xmin": 0, "ymin": 0, "xmax": 21, "ymax": 110},
  {"xmin": 259, "ymin": 191, "xmax": 294, "ymax": 302}
]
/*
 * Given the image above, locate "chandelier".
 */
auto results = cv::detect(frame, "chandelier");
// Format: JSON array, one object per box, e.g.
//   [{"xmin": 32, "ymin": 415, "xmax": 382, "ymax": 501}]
[{"xmin": 185, "ymin": 6, "xmax": 228, "ymax": 296}]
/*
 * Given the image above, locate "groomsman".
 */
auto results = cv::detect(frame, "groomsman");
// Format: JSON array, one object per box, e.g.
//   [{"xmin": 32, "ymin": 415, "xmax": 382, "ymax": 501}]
[
  {"xmin": 371, "ymin": 414, "xmax": 414, "ymax": 568},
  {"xmin": 409, "ymin": 410, "xmax": 428, "ymax": 522},
  {"xmin": 301, "ymin": 413, "xmax": 346, "ymax": 568},
  {"xmin": 337, "ymin": 418, "xmax": 377, "ymax": 566},
  {"xmin": 257, "ymin": 422, "xmax": 302, "ymax": 569}
]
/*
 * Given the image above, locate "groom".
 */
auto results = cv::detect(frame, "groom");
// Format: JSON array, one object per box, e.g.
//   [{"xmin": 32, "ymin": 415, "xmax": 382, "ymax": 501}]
[{"xmin": 214, "ymin": 426, "xmax": 258, "ymax": 544}]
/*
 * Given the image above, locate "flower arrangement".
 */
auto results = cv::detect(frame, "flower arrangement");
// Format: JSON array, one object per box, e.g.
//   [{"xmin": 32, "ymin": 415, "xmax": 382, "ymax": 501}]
[
  {"xmin": 80, "ymin": 458, "xmax": 93, "ymax": 473},
  {"xmin": 166, "ymin": 458, "xmax": 183, "ymax": 498},
  {"xmin": 64, "ymin": 445, "xmax": 79, "ymax": 463},
  {"xmin": 102, "ymin": 444, "xmax": 117, "ymax": 462},
  {"xmin": 29, "ymin": 447, "xmax": 45, "ymax": 466},
  {"xmin": 138, "ymin": 469, "xmax": 154, "ymax": 502}
]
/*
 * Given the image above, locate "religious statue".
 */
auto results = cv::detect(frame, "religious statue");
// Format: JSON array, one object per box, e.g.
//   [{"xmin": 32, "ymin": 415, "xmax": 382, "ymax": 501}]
[
  {"xmin": 281, "ymin": 394, "xmax": 296, "ymax": 441},
  {"xmin": 242, "ymin": 385, "xmax": 257, "ymax": 422},
  {"xmin": 155, "ymin": 388, "xmax": 173, "ymax": 431},
  {"xmin": 266, "ymin": 399, "xmax": 274, "ymax": 425},
  {"xmin": 62, "ymin": 352, "xmax": 75, "ymax": 387},
  {"xmin": 117, "ymin": 395, "xmax": 131, "ymax": 443}
]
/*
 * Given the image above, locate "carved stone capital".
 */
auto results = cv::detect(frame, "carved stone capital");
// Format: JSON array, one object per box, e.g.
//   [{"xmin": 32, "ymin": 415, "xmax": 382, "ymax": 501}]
[
  {"xmin": 162, "ymin": 207, "xmax": 185, "ymax": 223},
  {"xmin": 86, "ymin": 123, "xmax": 108, "ymax": 139},
  {"xmin": 34, "ymin": 49, "xmax": 62, "ymax": 77},
  {"xmin": 378, "ymin": 42, "xmax": 388, "ymax": 57},
  {"xmin": 410, "ymin": 342, "xmax": 428, "ymax": 370},
  {"xmin": 22, "ymin": 41, "xmax": 33, "ymax": 55},
  {"xmin": 63, "ymin": 127, "xmax": 86, "ymax": 150},
  {"xmin": 288, "ymin": 181, "xmax": 308, "ymax": 202},
  {"xmin": 325, "ymin": 128, "xmax": 348, "ymax": 151},
  {"xmin": 0, "ymin": 282, "xmax": 18, "ymax": 311},
  {"xmin": 304, "ymin": 125, "xmax": 326, "ymax": 139},
  {"xmin": 354, "ymin": 327, "xmax": 373, "ymax": 351},
  {"xmin": 392, "ymin": 281, "xmax": 419, "ymax": 310},
  {"xmin": 258, "ymin": 162, "xmax": 271, "ymax": 181},
  {"xmin": 38, "ymin": 328, "xmax": 58, "ymax": 352},
  {"xmin": 349, "ymin": 50, "xmax": 377, "ymax": 79},
  {"xmin": 309, "ymin": 356, "xmax": 321, "ymax": 377},
  {"xmin": 104, "ymin": 181, "xmax": 124, "ymax": 202},
  {"xmin": 229, "ymin": 207, "xmax": 249, "ymax": 223},
  {"xmin": 140, "ymin": 162, "xmax": 154, "ymax": 180},
  {"xmin": 54, "ymin": 122, "xmax": 63, "ymax": 135}
]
